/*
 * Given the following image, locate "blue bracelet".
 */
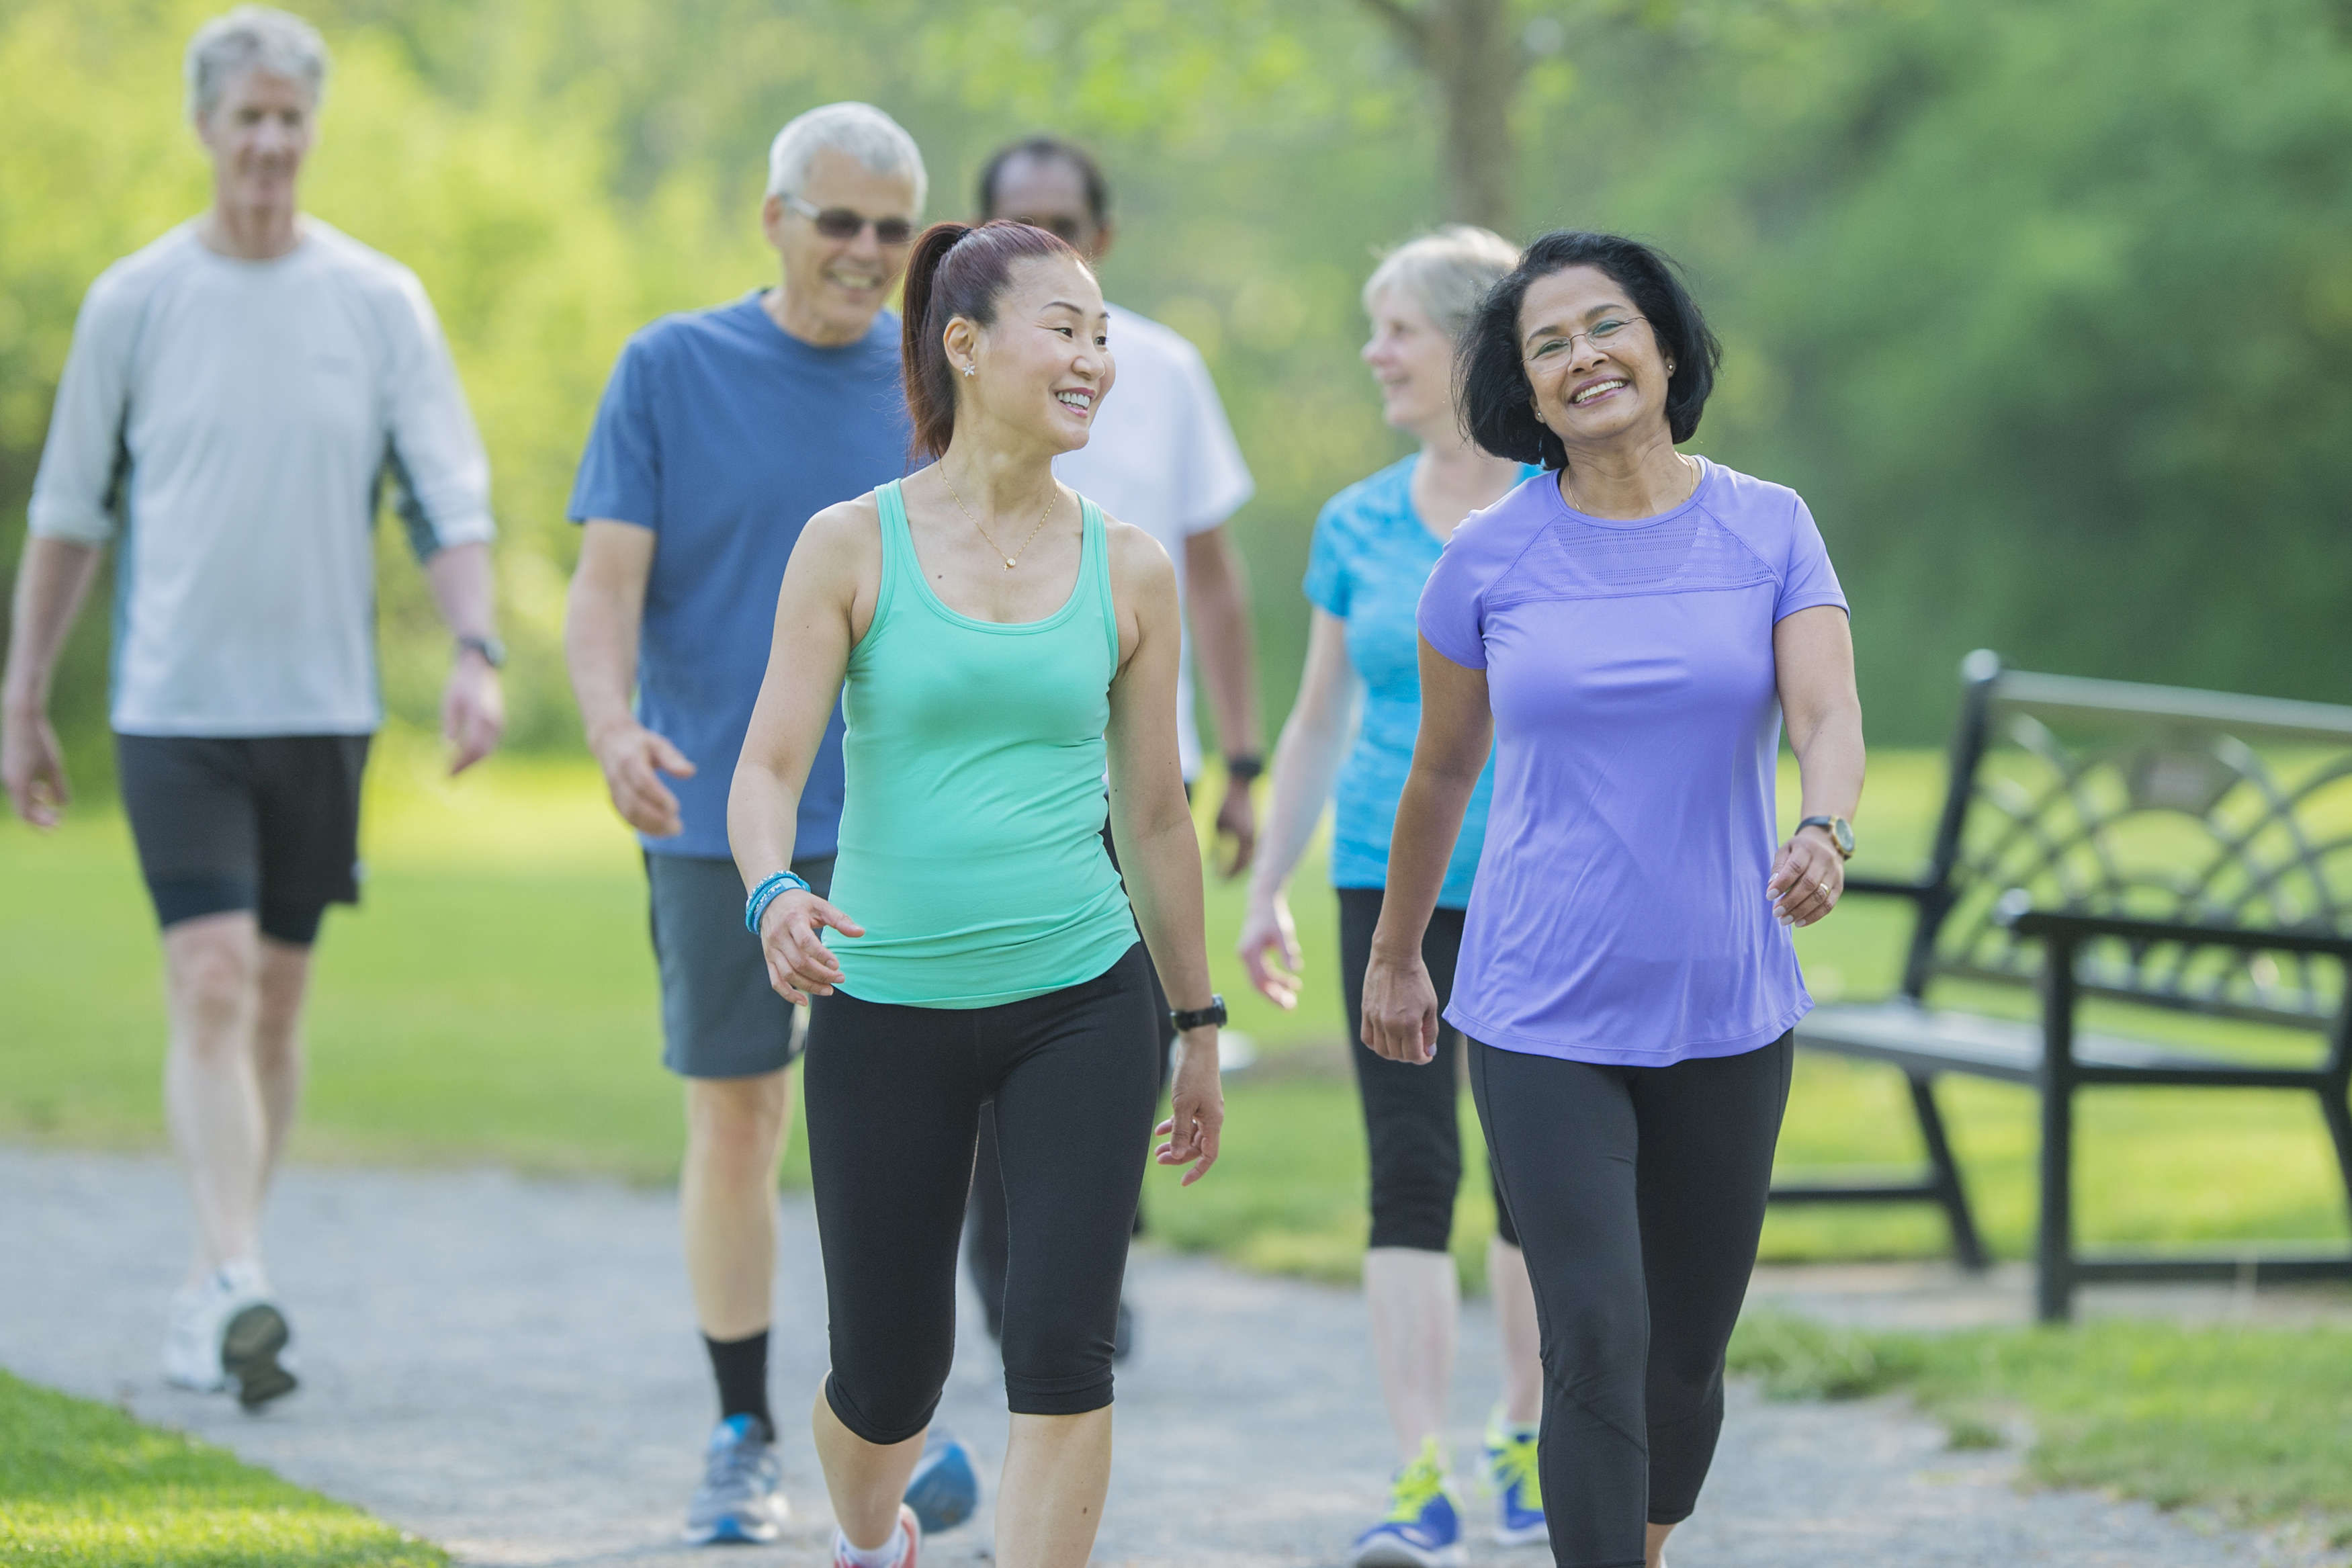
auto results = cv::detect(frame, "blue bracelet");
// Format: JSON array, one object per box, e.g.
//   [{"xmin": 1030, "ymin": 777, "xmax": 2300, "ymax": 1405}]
[{"xmin": 744, "ymin": 869, "xmax": 811, "ymax": 935}]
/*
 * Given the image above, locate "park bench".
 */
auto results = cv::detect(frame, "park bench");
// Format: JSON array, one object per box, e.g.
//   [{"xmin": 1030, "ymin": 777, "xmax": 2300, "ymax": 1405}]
[{"xmin": 1768, "ymin": 650, "xmax": 2352, "ymax": 1320}]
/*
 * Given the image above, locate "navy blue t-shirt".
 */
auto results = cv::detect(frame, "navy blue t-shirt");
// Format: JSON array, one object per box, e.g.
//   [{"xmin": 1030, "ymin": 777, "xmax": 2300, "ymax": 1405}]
[{"xmin": 569, "ymin": 294, "xmax": 910, "ymax": 860}]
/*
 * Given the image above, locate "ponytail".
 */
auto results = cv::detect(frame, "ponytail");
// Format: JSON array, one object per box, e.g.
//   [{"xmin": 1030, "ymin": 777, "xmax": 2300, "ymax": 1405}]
[{"xmin": 898, "ymin": 219, "xmax": 1088, "ymax": 461}]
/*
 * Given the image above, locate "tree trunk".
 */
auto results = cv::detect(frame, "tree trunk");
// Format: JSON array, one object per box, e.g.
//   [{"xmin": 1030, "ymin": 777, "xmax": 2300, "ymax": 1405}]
[{"xmin": 1360, "ymin": 0, "xmax": 1527, "ymax": 234}]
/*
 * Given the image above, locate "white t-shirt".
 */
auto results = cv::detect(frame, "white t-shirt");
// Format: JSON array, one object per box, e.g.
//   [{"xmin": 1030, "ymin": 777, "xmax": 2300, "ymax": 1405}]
[
  {"xmin": 1054, "ymin": 302, "xmax": 1254, "ymax": 779},
  {"xmin": 28, "ymin": 220, "xmax": 494, "ymax": 737}
]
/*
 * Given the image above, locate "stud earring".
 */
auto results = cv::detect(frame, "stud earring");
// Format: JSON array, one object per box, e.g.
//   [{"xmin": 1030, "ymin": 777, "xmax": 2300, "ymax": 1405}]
[{"xmin": 962, "ymin": 363, "xmax": 977, "ymax": 378}]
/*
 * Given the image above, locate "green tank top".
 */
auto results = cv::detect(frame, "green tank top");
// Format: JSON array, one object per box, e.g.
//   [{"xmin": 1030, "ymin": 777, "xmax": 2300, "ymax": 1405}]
[{"xmin": 823, "ymin": 479, "xmax": 1139, "ymax": 1008}]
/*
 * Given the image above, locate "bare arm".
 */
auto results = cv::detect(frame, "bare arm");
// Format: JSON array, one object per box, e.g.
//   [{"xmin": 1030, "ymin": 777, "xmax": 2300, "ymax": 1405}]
[
  {"xmin": 424, "ymin": 539, "xmax": 505, "ymax": 775},
  {"xmin": 1767, "ymin": 605, "xmax": 1864, "ymax": 928},
  {"xmin": 728, "ymin": 503, "xmax": 873, "ymax": 1004},
  {"xmin": 1, "ymin": 536, "xmax": 103, "ymax": 827},
  {"xmin": 1236, "ymin": 609, "xmax": 1358, "ymax": 1006},
  {"xmin": 1361, "ymin": 640, "xmax": 1493, "ymax": 1063},
  {"xmin": 1184, "ymin": 525, "xmax": 1263, "ymax": 877},
  {"xmin": 1107, "ymin": 525, "xmax": 1224, "ymax": 1184},
  {"xmin": 564, "ymin": 520, "xmax": 696, "ymax": 836}
]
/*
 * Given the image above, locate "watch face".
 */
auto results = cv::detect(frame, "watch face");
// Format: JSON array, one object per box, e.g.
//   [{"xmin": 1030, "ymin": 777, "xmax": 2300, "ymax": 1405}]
[{"xmin": 1831, "ymin": 818, "xmax": 1855, "ymax": 857}]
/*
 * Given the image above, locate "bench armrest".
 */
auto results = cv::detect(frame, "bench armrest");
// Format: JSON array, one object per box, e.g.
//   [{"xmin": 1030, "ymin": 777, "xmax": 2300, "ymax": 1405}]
[
  {"xmin": 2001, "ymin": 907, "xmax": 2352, "ymax": 961},
  {"xmin": 1839, "ymin": 873, "xmax": 1935, "ymax": 902}
]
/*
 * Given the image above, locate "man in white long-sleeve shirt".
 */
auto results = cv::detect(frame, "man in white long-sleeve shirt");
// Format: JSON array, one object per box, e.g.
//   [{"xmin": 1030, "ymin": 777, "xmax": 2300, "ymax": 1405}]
[{"xmin": 0, "ymin": 5, "xmax": 504, "ymax": 1409}]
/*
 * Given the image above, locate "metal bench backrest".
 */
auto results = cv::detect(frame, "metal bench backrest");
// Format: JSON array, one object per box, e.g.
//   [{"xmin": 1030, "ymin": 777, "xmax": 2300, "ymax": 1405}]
[{"xmin": 1900, "ymin": 652, "xmax": 2352, "ymax": 1029}]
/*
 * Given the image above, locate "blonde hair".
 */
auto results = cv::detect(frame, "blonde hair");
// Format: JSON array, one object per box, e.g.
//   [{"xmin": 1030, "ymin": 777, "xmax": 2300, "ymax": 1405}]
[{"xmin": 1362, "ymin": 225, "xmax": 1522, "ymax": 341}]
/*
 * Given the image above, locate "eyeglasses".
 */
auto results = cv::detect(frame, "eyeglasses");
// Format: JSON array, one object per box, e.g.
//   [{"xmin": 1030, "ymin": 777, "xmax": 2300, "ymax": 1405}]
[
  {"xmin": 1527, "ymin": 315, "xmax": 1649, "ymax": 360},
  {"xmin": 783, "ymin": 193, "xmax": 914, "ymax": 246}
]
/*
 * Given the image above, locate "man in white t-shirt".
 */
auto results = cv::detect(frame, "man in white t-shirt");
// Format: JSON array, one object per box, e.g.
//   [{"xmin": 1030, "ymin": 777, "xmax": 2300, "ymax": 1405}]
[
  {"xmin": 0, "ymin": 6, "xmax": 502, "ymax": 1409},
  {"xmin": 965, "ymin": 136, "xmax": 1264, "ymax": 1352}
]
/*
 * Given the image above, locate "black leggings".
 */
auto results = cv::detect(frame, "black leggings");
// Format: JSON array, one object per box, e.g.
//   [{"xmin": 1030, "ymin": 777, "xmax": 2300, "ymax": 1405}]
[
  {"xmin": 1338, "ymin": 887, "xmax": 1517, "ymax": 1252},
  {"xmin": 1468, "ymin": 1033, "xmax": 1793, "ymax": 1568},
  {"xmin": 805, "ymin": 943, "xmax": 1160, "ymax": 1444}
]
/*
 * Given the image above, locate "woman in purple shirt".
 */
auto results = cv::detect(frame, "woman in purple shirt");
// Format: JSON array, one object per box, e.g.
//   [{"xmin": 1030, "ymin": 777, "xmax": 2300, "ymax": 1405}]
[{"xmin": 1363, "ymin": 230, "xmax": 1864, "ymax": 1568}]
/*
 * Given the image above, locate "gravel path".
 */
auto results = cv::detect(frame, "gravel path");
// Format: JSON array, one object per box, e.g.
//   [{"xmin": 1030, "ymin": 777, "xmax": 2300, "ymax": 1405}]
[{"xmin": 0, "ymin": 1146, "xmax": 2318, "ymax": 1566}]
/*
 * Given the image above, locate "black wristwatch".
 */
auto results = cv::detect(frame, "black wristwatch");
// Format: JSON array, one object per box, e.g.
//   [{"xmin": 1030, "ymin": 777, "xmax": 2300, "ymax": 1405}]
[
  {"xmin": 456, "ymin": 634, "xmax": 507, "ymax": 670},
  {"xmin": 1170, "ymin": 994, "xmax": 1227, "ymax": 1032},
  {"xmin": 1224, "ymin": 756, "xmax": 1264, "ymax": 783},
  {"xmin": 1796, "ymin": 815, "xmax": 1855, "ymax": 859}
]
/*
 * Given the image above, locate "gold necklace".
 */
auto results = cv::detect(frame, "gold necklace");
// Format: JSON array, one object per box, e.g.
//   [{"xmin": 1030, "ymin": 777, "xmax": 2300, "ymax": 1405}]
[
  {"xmin": 1561, "ymin": 451, "xmax": 1699, "ymax": 514},
  {"xmin": 940, "ymin": 468, "xmax": 1059, "ymax": 570}
]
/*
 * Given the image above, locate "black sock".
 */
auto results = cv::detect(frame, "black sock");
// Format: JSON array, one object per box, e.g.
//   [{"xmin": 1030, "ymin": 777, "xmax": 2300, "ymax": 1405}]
[{"xmin": 704, "ymin": 1329, "xmax": 773, "ymax": 1434}]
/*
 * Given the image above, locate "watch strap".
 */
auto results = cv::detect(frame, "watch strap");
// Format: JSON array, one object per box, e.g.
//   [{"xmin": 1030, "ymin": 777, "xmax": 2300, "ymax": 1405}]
[{"xmin": 1169, "ymin": 994, "xmax": 1227, "ymax": 1031}]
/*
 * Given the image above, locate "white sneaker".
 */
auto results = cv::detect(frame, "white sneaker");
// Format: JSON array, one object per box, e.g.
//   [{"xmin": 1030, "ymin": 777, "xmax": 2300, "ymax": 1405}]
[{"xmin": 162, "ymin": 1260, "xmax": 297, "ymax": 1409}]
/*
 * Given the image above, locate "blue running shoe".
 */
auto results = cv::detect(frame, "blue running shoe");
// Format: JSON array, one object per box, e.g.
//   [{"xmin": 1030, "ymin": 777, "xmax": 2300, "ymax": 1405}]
[
  {"xmin": 903, "ymin": 1428, "xmax": 979, "ymax": 1535},
  {"xmin": 683, "ymin": 1414, "xmax": 786, "ymax": 1545},
  {"xmin": 1350, "ymin": 1438, "xmax": 1465, "ymax": 1567},
  {"xmin": 1484, "ymin": 1409, "xmax": 1547, "ymax": 1547}
]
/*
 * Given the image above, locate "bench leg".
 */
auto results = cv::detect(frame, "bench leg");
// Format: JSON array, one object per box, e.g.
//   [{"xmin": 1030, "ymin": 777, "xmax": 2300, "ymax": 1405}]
[
  {"xmin": 1906, "ymin": 1072, "xmax": 1988, "ymax": 1272},
  {"xmin": 2037, "ymin": 1072, "xmax": 2077, "ymax": 1323},
  {"xmin": 2322, "ymin": 1082, "xmax": 2352, "ymax": 1232}
]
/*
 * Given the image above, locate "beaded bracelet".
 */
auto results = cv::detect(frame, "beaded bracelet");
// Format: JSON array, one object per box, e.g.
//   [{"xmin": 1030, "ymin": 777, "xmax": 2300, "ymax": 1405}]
[{"xmin": 743, "ymin": 869, "xmax": 812, "ymax": 936}]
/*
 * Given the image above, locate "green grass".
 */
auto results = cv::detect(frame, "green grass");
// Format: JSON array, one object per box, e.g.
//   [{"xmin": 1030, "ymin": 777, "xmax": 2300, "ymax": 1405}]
[
  {"xmin": 0, "ymin": 1370, "xmax": 443, "ymax": 1567},
  {"xmin": 3, "ymin": 734, "xmax": 2347, "ymax": 1282},
  {"xmin": 1728, "ymin": 1311, "xmax": 2352, "ymax": 1548}
]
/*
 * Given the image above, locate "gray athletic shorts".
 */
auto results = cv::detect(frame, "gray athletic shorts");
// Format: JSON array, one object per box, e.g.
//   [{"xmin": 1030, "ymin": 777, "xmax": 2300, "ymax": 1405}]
[{"xmin": 646, "ymin": 851, "xmax": 836, "ymax": 1080}]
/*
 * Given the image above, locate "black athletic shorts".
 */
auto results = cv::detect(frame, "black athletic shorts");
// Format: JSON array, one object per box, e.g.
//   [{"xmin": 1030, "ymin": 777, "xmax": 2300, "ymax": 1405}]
[{"xmin": 114, "ymin": 733, "xmax": 371, "ymax": 947}]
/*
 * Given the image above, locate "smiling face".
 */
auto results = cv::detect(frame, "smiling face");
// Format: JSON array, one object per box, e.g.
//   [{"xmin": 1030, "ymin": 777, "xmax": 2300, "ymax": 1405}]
[
  {"xmin": 196, "ymin": 68, "xmax": 316, "ymax": 213},
  {"xmin": 1361, "ymin": 284, "xmax": 1456, "ymax": 439},
  {"xmin": 1518, "ymin": 264, "xmax": 1675, "ymax": 453},
  {"xmin": 762, "ymin": 146, "xmax": 920, "ymax": 347},
  {"xmin": 946, "ymin": 253, "xmax": 1115, "ymax": 455}
]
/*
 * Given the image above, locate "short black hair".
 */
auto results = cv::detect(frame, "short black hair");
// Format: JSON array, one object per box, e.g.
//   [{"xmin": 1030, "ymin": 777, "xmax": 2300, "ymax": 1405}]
[
  {"xmin": 975, "ymin": 136, "xmax": 1111, "ymax": 226},
  {"xmin": 1458, "ymin": 230, "xmax": 1723, "ymax": 468}
]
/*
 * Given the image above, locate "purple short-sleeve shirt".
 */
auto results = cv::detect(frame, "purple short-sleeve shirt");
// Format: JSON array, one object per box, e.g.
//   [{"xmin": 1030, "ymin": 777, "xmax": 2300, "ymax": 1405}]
[{"xmin": 1415, "ymin": 459, "xmax": 1848, "ymax": 1065}]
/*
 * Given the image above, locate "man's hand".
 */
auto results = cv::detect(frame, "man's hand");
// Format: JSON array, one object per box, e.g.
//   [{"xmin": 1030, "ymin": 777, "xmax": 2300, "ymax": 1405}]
[
  {"xmin": 592, "ymin": 718, "xmax": 694, "ymax": 837},
  {"xmin": 1, "ymin": 703, "xmax": 71, "ymax": 829},
  {"xmin": 1213, "ymin": 771, "xmax": 1257, "ymax": 878},
  {"xmin": 442, "ymin": 653, "xmax": 506, "ymax": 776}
]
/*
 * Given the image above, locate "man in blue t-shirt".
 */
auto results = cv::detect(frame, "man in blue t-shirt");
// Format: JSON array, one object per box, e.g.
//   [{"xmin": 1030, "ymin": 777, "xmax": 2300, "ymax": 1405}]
[{"xmin": 563, "ymin": 102, "xmax": 931, "ymax": 1547}]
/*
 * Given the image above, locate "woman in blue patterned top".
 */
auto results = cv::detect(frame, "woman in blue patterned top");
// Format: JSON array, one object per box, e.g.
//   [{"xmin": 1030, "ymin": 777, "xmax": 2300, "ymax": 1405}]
[{"xmin": 1238, "ymin": 228, "xmax": 1542, "ymax": 1567}]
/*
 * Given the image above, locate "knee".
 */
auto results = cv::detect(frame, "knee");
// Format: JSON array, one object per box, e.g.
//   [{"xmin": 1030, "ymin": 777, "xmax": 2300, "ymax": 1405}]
[
  {"xmin": 687, "ymin": 1075, "xmax": 789, "ymax": 1176},
  {"xmin": 1000, "ymin": 1292, "xmax": 1115, "ymax": 1417},
  {"xmin": 825, "ymin": 1368, "xmax": 941, "ymax": 1448},
  {"xmin": 169, "ymin": 930, "xmax": 258, "ymax": 1041}
]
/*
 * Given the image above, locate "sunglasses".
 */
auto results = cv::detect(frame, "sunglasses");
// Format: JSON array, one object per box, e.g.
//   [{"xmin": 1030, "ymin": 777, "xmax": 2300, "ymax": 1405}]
[{"xmin": 783, "ymin": 193, "xmax": 914, "ymax": 246}]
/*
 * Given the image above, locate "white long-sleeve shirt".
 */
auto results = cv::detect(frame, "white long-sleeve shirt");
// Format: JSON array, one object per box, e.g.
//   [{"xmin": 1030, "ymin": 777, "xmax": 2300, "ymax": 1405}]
[{"xmin": 28, "ymin": 219, "xmax": 493, "ymax": 736}]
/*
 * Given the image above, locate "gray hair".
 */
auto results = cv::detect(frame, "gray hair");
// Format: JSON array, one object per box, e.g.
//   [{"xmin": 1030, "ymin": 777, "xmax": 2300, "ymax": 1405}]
[
  {"xmin": 765, "ymin": 102, "xmax": 928, "ymax": 213},
  {"xmin": 185, "ymin": 6, "xmax": 329, "ymax": 122},
  {"xmin": 1362, "ymin": 225, "xmax": 1522, "ymax": 342}
]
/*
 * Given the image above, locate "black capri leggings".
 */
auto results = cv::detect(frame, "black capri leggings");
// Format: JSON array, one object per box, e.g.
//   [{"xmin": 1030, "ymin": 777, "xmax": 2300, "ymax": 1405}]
[
  {"xmin": 1338, "ymin": 887, "xmax": 1517, "ymax": 1252},
  {"xmin": 1469, "ymin": 1033, "xmax": 1793, "ymax": 1568},
  {"xmin": 804, "ymin": 943, "xmax": 1161, "ymax": 1444}
]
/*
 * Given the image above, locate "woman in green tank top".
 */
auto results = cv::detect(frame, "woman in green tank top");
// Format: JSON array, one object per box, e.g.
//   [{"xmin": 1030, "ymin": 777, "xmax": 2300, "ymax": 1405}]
[{"xmin": 730, "ymin": 220, "xmax": 1224, "ymax": 1568}]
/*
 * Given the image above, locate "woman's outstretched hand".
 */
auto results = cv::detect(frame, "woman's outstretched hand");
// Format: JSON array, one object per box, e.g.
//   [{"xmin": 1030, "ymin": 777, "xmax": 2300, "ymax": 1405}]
[
  {"xmin": 756, "ymin": 889, "xmax": 866, "ymax": 1005},
  {"xmin": 1236, "ymin": 889, "xmax": 1303, "ymax": 1008},
  {"xmin": 1766, "ymin": 830, "xmax": 1845, "ymax": 928},
  {"xmin": 1156, "ymin": 1027, "xmax": 1225, "ymax": 1184},
  {"xmin": 1360, "ymin": 946, "xmax": 1440, "ymax": 1063}
]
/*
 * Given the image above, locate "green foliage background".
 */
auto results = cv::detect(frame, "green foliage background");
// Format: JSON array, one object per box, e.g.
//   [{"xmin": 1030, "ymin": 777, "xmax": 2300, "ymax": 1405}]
[{"xmin": 3, "ymin": 0, "xmax": 2349, "ymax": 764}]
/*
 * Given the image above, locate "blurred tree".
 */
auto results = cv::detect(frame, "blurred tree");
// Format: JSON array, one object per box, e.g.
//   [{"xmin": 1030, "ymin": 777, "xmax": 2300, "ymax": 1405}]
[
  {"xmin": 1355, "ymin": 0, "xmax": 1522, "ymax": 230},
  {"xmin": 2, "ymin": 0, "xmax": 2344, "ymax": 768}
]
